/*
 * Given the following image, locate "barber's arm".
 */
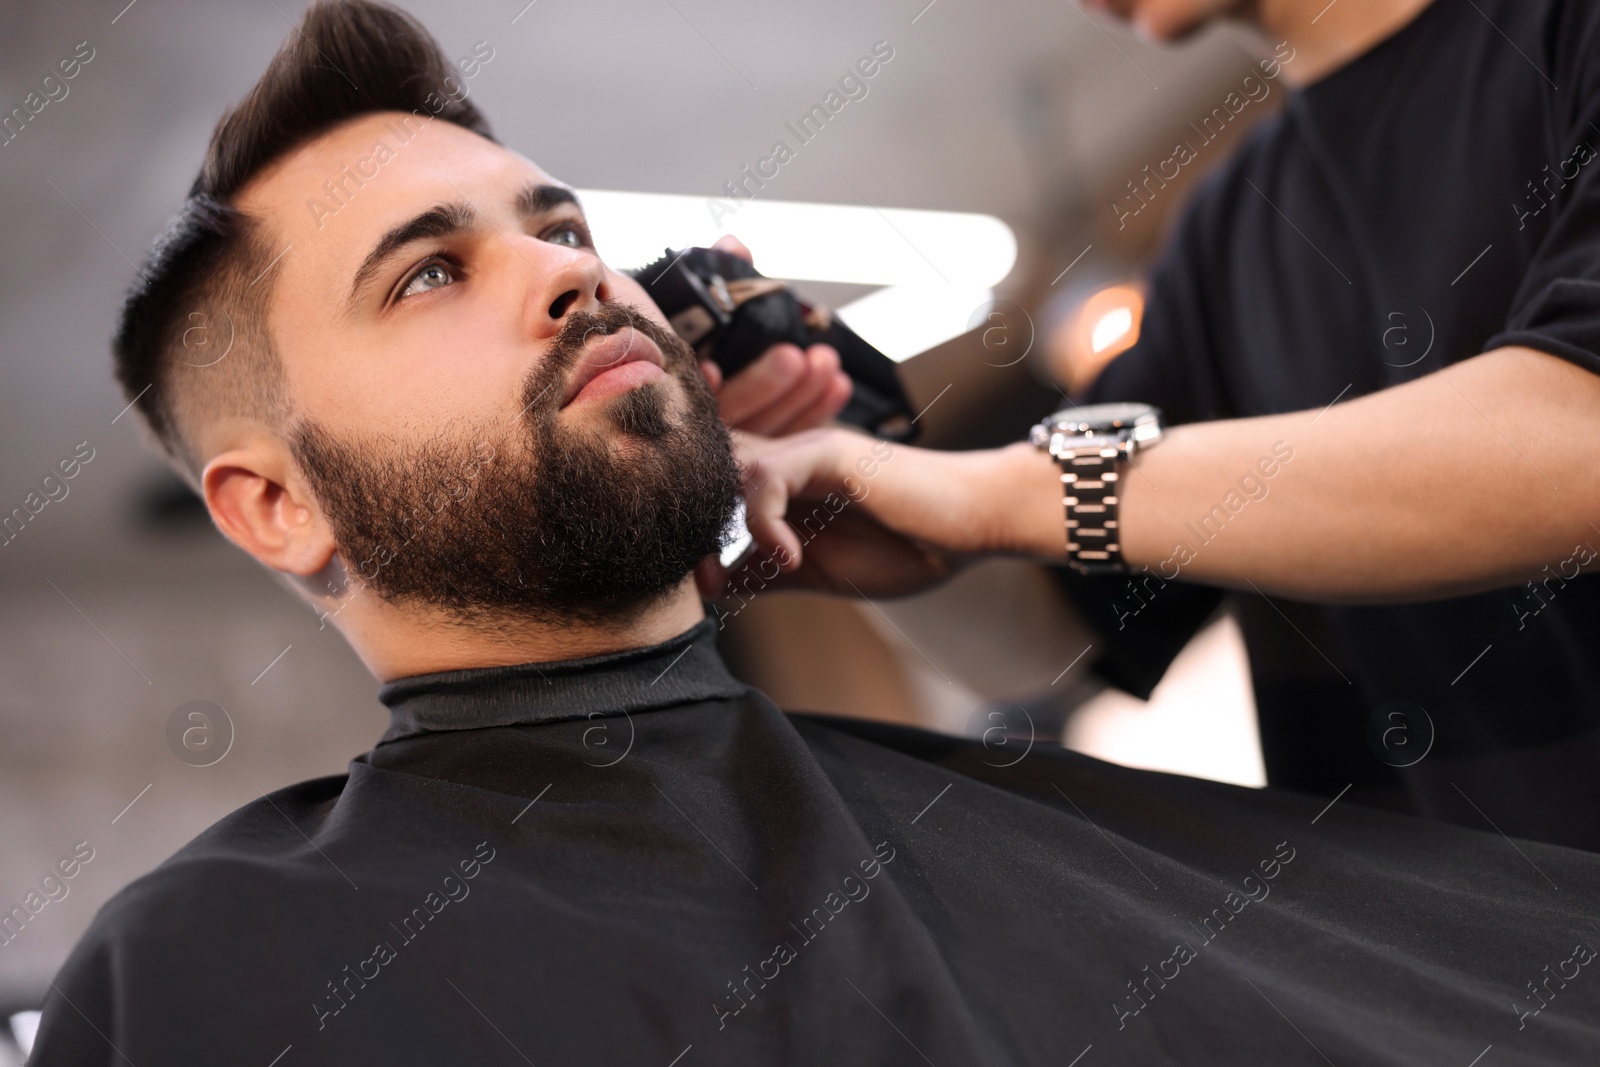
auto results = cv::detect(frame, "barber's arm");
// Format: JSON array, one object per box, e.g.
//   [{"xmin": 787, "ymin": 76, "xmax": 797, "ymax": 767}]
[{"xmin": 725, "ymin": 345, "xmax": 1600, "ymax": 603}]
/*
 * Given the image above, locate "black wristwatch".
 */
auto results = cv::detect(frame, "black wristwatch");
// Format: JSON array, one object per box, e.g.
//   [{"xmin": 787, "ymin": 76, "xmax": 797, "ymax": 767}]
[{"xmin": 1029, "ymin": 402, "xmax": 1164, "ymax": 575}]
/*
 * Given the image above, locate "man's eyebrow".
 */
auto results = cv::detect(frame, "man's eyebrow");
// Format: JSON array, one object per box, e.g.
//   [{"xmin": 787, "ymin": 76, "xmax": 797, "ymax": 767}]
[
  {"xmin": 517, "ymin": 182, "xmax": 579, "ymax": 217},
  {"xmin": 348, "ymin": 200, "xmax": 476, "ymax": 306}
]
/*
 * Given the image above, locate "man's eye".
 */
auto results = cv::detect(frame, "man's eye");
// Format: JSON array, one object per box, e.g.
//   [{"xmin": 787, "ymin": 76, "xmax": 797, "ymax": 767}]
[
  {"xmin": 546, "ymin": 224, "xmax": 585, "ymax": 249},
  {"xmin": 397, "ymin": 259, "xmax": 457, "ymax": 300}
]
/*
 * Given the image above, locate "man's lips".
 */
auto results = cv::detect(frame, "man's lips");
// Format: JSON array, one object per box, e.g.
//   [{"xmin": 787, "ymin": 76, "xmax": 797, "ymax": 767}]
[{"xmin": 559, "ymin": 327, "xmax": 666, "ymax": 409}]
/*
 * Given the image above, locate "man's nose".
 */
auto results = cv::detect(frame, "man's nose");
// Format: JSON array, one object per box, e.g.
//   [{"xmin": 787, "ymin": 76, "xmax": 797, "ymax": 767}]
[{"xmin": 525, "ymin": 244, "xmax": 612, "ymax": 340}]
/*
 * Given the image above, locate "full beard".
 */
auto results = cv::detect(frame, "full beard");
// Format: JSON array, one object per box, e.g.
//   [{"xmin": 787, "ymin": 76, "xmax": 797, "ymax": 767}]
[{"xmin": 290, "ymin": 302, "xmax": 741, "ymax": 627}]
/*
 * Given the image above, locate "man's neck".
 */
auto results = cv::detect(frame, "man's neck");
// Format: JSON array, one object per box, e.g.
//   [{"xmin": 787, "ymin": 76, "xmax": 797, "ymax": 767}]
[
  {"xmin": 1255, "ymin": 0, "xmax": 1436, "ymax": 86},
  {"xmin": 330, "ymin": 578, "xmax": 709, "ymax": 681}
]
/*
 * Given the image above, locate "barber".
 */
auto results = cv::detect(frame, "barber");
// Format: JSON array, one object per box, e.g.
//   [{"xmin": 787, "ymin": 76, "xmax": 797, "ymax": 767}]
[{"xmin": 717, "ymin": 0, "xmax": 1600, "ymax": 852}]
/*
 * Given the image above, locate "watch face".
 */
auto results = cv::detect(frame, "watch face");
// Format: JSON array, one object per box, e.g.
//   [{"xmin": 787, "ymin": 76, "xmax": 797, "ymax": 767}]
[{"xmin": 1048, "ymin": 402, "xmax": 1159, "ymax": 433}]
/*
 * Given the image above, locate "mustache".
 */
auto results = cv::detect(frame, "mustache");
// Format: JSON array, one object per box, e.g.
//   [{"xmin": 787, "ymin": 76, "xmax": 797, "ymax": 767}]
[{"xmin": 520, "ymin": 302, "xmax": 695, "ymax": 420}]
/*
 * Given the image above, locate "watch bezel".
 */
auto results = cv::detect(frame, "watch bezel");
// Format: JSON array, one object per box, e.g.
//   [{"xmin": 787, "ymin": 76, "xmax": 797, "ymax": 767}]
[
  {"xmin": 1031, "ymin": 402, "xmax": 1163, "ymax": 452},
  {"xmin": 1048, "ymin": 402, "xmax": 1160, "ymax": 434}
]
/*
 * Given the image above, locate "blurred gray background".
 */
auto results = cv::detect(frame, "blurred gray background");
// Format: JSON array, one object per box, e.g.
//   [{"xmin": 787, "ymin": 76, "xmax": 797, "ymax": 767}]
[{"xmin": 0, "ymin": 0, "xmax": 1277, "ymax": 1035}]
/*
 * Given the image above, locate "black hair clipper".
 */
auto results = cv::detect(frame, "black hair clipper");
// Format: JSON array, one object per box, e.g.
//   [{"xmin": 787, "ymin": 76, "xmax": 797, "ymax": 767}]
[{"xmin": 629, "ymin": 247, "xmax": 918, "ymax": 441}]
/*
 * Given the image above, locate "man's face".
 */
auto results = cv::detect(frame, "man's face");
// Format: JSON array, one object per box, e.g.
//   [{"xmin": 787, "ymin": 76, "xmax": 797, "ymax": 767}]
[
  {"xmin": 233, "ymin": 111, "xmax": 740, "ymax": 622},
  {"xmin": 1083, "ymin": 0, "xmax": 1249, "ymax": 40}
]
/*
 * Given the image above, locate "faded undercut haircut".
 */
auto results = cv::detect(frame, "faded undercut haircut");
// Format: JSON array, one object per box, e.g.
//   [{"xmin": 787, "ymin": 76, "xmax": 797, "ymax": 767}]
[{"xmin": 111, "ymin": 0, "xmax": 494, "ymax": 482}]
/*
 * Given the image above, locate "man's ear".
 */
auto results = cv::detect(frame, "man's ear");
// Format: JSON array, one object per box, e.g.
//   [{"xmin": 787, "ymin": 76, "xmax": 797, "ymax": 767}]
[{"xmin": 202, "ymin": 442, "xmax": 336, "ymax": 577}]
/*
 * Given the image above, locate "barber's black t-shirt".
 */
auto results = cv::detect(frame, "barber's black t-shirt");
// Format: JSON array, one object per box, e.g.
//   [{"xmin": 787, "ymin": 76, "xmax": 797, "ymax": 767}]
[{"xmin": 1076, "ymin": 0, "xmax": 1600, "ymax": 849}]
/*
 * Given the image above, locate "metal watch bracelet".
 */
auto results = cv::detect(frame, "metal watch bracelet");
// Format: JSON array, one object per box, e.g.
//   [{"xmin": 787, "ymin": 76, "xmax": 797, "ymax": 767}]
[{"xmin": 1055, "ymin": 441, "xmax": 1126, "ymax": 575}]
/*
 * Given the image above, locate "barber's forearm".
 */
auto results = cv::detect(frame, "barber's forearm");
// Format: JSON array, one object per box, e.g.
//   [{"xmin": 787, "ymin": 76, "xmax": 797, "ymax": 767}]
[{"xmin": 981, "ymin": 347, "xmax": 1600, "ymax": 601}]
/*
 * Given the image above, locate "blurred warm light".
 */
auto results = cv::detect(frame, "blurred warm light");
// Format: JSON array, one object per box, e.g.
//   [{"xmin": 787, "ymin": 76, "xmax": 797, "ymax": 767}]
[
  {"xmin": 1091, "ymin": 305, "xmax": 1134, "ymax": 353},
  {"xmin": 1048, "ymin": 282, "xmax": 1145, "ymax": 390}
]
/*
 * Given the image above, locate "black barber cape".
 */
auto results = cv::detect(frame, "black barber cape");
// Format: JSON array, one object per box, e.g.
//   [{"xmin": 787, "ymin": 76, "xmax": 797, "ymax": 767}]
[
  {"xmin": 1074, "ymin": 0, "xmax": 1600, "ymax": 850},
  {"xmin": 35, "ymin": 621, "xmax": 1600, "ymax": 1064}
]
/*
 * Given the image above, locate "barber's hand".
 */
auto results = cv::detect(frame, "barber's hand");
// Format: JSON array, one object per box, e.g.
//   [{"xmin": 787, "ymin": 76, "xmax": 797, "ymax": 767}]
[
  {"xmin": 696, "ymin": 236, "xmax": 853, "ymax": 435},
  {"xmin": 698, "ymin": 428, "xmax": 1043, "ymax": 602}
]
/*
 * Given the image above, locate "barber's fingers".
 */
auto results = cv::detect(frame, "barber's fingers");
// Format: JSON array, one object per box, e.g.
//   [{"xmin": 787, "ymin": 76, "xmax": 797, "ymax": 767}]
[
  {"xmin": 717, "ymin": 343, "xmax": 809, "ymax": 427},
  {"xmin": 738, "ymin": 345, "xmax": 851, "ymax": 436},
  {"xmin": 783, "ymin": 360, "xmax": 854, "ymax": 432},
  {"xmin": 740, "ymin": 466, "xmax": 805, "ymax": 570},
  {"xmin": 737, "ymin": 437, "xmax": 836, "ymax": 571},
  {"xmin": 711, "ymin": 234, "xmax": 754, "ymax": 264}
]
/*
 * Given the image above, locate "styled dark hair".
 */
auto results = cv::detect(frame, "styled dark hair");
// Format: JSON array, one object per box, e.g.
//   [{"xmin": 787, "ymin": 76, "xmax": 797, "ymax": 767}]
[{"xmin": 111, "ymin": 0, "xmax": 495, "ymax": 478}]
